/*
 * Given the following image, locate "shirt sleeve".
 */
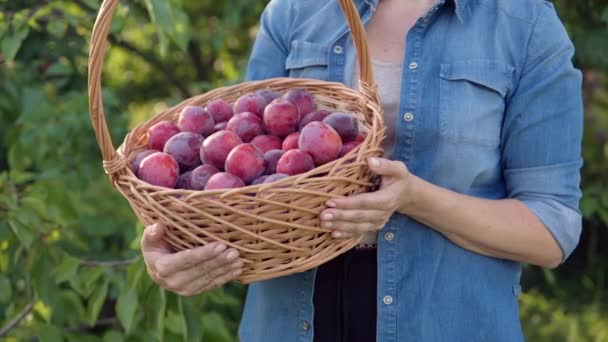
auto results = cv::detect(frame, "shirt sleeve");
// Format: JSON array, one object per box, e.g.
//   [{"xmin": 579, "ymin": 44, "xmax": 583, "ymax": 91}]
[
  {"xmin": 501, "ymin": 2, "xmax": 584, "ymax": 262},
  {"xmin": 244, "ymin": 0, "xmax": 291, "ymax": 81}
]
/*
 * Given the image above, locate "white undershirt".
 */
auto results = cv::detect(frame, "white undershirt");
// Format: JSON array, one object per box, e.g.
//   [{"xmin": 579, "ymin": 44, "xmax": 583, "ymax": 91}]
[{"xmin": 352, "ymin": 59, "xmax": 404, "ymax": 244}]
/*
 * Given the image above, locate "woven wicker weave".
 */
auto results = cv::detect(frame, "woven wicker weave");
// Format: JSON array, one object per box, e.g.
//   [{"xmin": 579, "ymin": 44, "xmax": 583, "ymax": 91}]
[{"xmin": 88, "ymin": 0, "xmax": 385, "ymax": 284}]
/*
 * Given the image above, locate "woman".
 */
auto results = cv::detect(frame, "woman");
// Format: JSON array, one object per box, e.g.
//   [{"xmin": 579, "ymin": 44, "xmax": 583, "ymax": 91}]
[{"xmin": 141, "ymin": 0, "xmax": 583, "ymax": 341}]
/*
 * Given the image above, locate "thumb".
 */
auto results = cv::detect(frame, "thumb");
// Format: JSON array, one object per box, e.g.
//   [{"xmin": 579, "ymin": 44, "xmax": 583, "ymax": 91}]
[
  {"xmin": 141, "ymin": 223, "xmax": 170, "ymax": 253},
  {"xmin": 367, "ymin": 157, "xmax": 408, "ymax": 178}
]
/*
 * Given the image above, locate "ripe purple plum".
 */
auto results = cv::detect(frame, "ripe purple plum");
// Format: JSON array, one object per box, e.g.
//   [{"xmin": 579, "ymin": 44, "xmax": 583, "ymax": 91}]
[
  {"xmin": 264, "ymin": 149, "xmax": 286, "ymax": 175},
  {"xmin": 339, "ymin": 140, "xmax": 362, "ymax": 157},
  {"xmin": 282, "ymin": 132, "xmax": 300, "ymax": 151},
  {"xmin": 256, "ymin": 89, "xmax": 280, "ymax": 105},
  {"xmin": 226, "ymin": 112, "xmax": 264, "ymax": 143},
  {"xmin": 206, "ymin": 99, "xmax": 234, "ymax": 123},
  {"xmin": 137, "ymin": 152, "xmax": 179, "ymax": 188},
  {"xmin": 322, "ymin": 112, "xmax": 358, "ymax": 143},
  {"xmin": 200, "ymin": 130, "xmax": 242, "ymax": 170},
  {"xmin": 190, "ymin": 164, "xmax": 220, "ymax": 190},
  {"xmin": 282, "ymin": 88, "xmax": 316, "ymax": 116},
  {"xmin": 263, "ymin": 99, "xmax": 300, "ymax": 138},
  {"xmin": 213, "ymin": 121, "xmax": 228, "ymax": 132},
  {"xmin": 176, "ymin": 171, "xmax": 193, "ymax": 189},
  {"xmin": 234, "ymin": 93, "xmax": 267, "ymax": 118},
  {"xmin": 251, "ymin": 175, "xmax": 271, "ymax": 185},
  {"xmin": 276, "ymin": 149, "xmax": 315, "ymax": 176},
  {"xmin": 177, "ymin": 106, "xmax": 215, "ymax": 137},
  {"xmin": 205, "ymin": 172, "xmax": 246, "ymax": 190},
  {"xmin": 299, "ymin": 109, "xmax": 331, "ymax": 130},
  {"xmin": 131, "ymin": 149, "xmax": 157, "ymax": 174},
  {"xmin": 264, "ymin": 173, "xmax": 290, "ymax": 184},
  {"xmin": 163, "ymin": 132, "xmax": 204, "ymax": 171},
  {"xmin": 251, "ymin": 135, "xmax": 282, "ymax": 153},
  {"xmin": 147, "ymin": 121, "xmax": 179, "ymax": 151},
  {"xmin": 299, "ymin": 122, "xmax": 343, "ymax": 166},
  {"xmin": 225, "ymin": 143, "xmax": 267, "ymax": 184}
]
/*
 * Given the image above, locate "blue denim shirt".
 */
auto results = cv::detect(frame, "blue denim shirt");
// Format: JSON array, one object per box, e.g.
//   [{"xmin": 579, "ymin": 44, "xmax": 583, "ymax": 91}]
[{"xmin": 239, "ymin": 0, "xmax": 583, "ymax": 341}]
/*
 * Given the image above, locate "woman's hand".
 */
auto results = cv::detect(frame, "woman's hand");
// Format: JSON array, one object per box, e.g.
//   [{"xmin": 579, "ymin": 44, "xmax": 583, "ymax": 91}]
[
  {"xmin": 141, "ymin": 224, "xmax": 243, "ymax": 296},
  {"xmin": 320, "ymin": 157, "xmax": 413, "ymax": 238}
]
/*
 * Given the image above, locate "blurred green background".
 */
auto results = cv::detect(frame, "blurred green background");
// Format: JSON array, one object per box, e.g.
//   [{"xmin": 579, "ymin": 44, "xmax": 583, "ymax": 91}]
[{"xmin": 0, "ymin": 1, "xmax": 607, "ymax": 341}]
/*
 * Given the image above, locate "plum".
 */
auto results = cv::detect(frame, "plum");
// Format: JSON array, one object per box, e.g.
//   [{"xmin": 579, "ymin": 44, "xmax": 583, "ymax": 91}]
[
  {"xmin": 322, "ymin": 112, "xmax": 358, "ymax": 143},
  {"xmin": 163, "ymin": 132, "xmax": 204, "ymax": 171},
  {"xmin": 226, "ymin": 112, "xmax": 264, "ymax": 143},
  {"xmin": 264, "ymin": 149, "xmax": 286, "ymax": 175},
  {"xmin": 256, "ymin": 89, "xmax": 280, "ymax": 105},
  {"xmin": 190, "ymin": 164, "xmax": 220, "ymax": 190},
  {"xmin": 225, "ymin": 143, "xmax": 267, "ymax": 184},
  {"xmin": 299, "ymin": 110, "xmax": 331, "ymax": 130},
  {"xmin": 355, "ymin": 132, "xmax": 367, "ymax": 143},
  {"xmin": 234, "ymin": 93, "xmax": 267, "ymax": 118},
  {"xmin": 251, "ymin": 175, "xmax": 271, "ymax": 185},
  {"xmin": 177, "ymin": 106, "xmax": 215, "ymax": 137},
  {"xmin": 276, "ymin": 149, "xmax": 315, "ymax": 176},
  {"xmin": 201, "ymin": 130, "xmax": 242, "ymax": 170},
  {"xmin": 251, "ymin": 135, "xmax": 282, "ymax": 153},
  {"xmin": 299, "ymin": 122, "xmax": 343, "ymax": 165},
  {"xmin": 282, "ymin": 88, "xmax": 315, "ymax": 116},
  {"xmin": 263, "ymin": 99, "xmax": 300, "ymax": 138},
  {"xmin": 176, "ymin": 171, "xmax": 193, "ymax": 189},
  {"xmin": 131, "ymin": 149, "xmax": 157, "ymax": 174},
  {"xmin": 282, "ymin": 132, "xmax": 300, "ymax": 151},
  {"xmin": 339, "ymin": 140, "xmax": 362, "ymax": 157},
  {"xmin": 205, "ymin": 172, "xmax": 246, "ymax": 190},
  {"xmin": 137, "ymin": 152, "xmax": 179, "ymax": 188},
  {"xmin": 213, "ymin": 121, "xmax": 228, "ymax": 132},
  {"xmin": 264, "ymin": 173, "xmax": 290, "ymax": 184},
  {"xmin": 206, "ymin": 99, "xmax": 234, "ymax": 123},
  {"xmin": 147, "ymin": 121, "xmax": 179, "ymax": 151}
]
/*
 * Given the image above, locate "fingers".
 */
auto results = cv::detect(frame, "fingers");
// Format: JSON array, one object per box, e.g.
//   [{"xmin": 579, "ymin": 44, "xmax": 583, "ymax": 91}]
[
  {"xmin": 367, "ymin": 157, "xmax": 408, "ymax": 177},
  {"xmin": 154, "ymin": 243, "xmax": 230, "ymax": 278},
  {"xmin": 327, "ymin": 221, "xmax": 386, "ymax": 235},
  {"xmin": 184, "ymin": 261, "xmax": 244, "ymax": 296},
  {"xmin": 326, "ymin": 189, "xmax": 396, "ymax": 211},
  {"xmin": 141, "ymin": 223, "xmax": 171, "ymax": 254},
  {"xmin": 321, "ymin": 209, "xmax": 387, "ymax": 224}
]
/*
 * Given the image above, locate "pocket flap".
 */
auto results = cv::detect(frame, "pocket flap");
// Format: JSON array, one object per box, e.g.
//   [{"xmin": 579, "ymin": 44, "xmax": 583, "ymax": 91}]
[
  {"xmin": 440, "ymin": 60, "xmax": 515, "ymax": 97},
  {"xmin": 285, "ymin": 40, "xmax": 329, "ymax": 69}
]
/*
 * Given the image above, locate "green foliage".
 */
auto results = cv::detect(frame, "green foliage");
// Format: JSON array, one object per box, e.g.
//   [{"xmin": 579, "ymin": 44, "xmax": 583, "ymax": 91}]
[{"xmin": 0, "ymin": 0, "xmax": 606, "ymax": 341}]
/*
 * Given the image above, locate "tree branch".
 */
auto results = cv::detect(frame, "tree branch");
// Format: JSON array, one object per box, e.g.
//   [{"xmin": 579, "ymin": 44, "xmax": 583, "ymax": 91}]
[
  {"xmin": 109, "ymin": 37, "xmax": 192, "ymax": 98},
  {"xmin": 0, "ymin": 301, "xmax": 34, "ymax": 337},
  {"xmin": 79, "ymin": 257, "xmax": 139, "ymax": 268},
  {"xmin": 64, "ymin": 317, "xmax": 118, "ymax": 332}
]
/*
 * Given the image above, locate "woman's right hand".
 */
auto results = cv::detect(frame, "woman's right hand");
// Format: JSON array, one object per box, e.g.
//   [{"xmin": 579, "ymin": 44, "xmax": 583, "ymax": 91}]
[{"xmin": 141, "ymin": 223, "xmax": 243, "ymax": 296}]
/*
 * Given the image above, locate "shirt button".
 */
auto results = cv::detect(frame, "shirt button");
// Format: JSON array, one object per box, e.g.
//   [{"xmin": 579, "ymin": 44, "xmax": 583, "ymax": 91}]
[
  {"xmin": 333, "ymin": 45, "xmax": 344, "ymax": 54},
  {"xmin": 301, "ymin": 321, "xmax": 311, "ymax": 331},
  {"xmin": 383, "ymin": 295, "xmax": 393, "ymax": 305},
  {"xmin": 408, "ymin": 61, "xmax": 418, "ymax": 70},
  {"xmin": 384, "ymin": 232, "xmax": 394, "ymax": 241},
  {"xmin": 403, "ymin": 112, "xmax": 414, "ymax": 122}
]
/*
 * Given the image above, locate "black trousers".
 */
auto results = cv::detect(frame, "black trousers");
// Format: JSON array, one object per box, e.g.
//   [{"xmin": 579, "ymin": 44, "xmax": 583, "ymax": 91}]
[{"xmin": 313, "ymin": 248, "xmax": 378, "ymax": 342}]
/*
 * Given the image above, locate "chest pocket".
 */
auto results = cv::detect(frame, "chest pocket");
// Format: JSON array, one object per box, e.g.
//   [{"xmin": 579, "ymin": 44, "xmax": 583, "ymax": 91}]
[
  {"xmin": 439, "ymin": 60, "xmax": 515, "ymax": 148},
  {"xmin": 285, "ymin": 40, "xmax": 329, "ymax": 81}
]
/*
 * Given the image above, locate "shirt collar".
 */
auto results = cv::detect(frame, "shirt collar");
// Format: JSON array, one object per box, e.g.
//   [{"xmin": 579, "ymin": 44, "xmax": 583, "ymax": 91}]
[{"xmin": 363, "ymin": 0, "xmax": 469, "ymax": 22}]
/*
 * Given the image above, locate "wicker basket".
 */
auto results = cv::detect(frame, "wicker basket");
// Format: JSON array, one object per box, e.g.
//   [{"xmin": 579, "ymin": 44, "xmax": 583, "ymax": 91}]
[{"xmin": 88, "ymin": 0, "xmax": 384, "ymax": 284}]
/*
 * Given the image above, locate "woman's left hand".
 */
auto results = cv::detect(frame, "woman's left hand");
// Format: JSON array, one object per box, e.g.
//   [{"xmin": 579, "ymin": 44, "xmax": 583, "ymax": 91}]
[{"xmin": 320, "ymin": 157, "xmax": 413, "ymax": 238}]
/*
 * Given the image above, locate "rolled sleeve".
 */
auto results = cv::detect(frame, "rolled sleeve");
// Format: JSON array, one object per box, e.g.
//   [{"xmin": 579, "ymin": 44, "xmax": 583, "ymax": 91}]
[
  {"xmin": 244, "ymin": 0, "xmax": 291, "ymax": 81},
  {"xmin": 501, "ymin": 3, "xmax": 584, "ymax": 261}
]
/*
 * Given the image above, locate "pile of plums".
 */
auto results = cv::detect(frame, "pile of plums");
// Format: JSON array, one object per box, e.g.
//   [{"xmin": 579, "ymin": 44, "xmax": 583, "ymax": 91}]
[{"xmin": 132, "ymin": 88, "xmax": 366, "ymax": 190}]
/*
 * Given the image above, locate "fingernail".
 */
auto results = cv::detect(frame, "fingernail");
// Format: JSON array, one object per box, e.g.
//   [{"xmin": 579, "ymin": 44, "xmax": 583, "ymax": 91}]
[
  {"xmin": 332, "ymin": 231, "xmax": 344, "ymax": 239},
  {"xmin": 369, "ymin": 158, "xmax": 380, "ymax": 167},
  {"xmin": 232, "ymin": 269, "xmax": 242, "ymax": 277},
  {"xmin": 322, "ymin": 221, "xmax": 333, "ymax": 228},
  {"xmin": 215, "ymin": 244, "xmax": 227, "ymax": 253},
  {"xmin": 233, "ymin": 260, "xmax": 244, "ymax": 268},
  {"xmin": 226, "ymin": 250, "xmax": 238, "ymax": 260},
  {"xmin": 150, "ymin": 224, "xmax": 160, "ymax": 235},
  {"xmin": 322, "ymin": 213, "xmax": 333, "ymax": 221},
  {"xmin": 326, "ymin": 201, "xmax": 336, "ymax": 208}
]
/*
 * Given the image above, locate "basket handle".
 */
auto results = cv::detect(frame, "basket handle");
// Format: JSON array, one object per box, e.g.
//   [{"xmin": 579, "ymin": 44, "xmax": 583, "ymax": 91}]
[
  {"xmin": 87, "ymin": 0, "xmax": 375, "ymax": 165},
  {"xmin": 337, "ymin": 0, "xmax": 374, "ymax": 88}
]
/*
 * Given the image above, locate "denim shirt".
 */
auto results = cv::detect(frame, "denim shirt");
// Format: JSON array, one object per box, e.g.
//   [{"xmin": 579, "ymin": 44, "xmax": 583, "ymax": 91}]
[{"xmin": 239, "ymin": 0, "xmax": 583, "ymax": 341}]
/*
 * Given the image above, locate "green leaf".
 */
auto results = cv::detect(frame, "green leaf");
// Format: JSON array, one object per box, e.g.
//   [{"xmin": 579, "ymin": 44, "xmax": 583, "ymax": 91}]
[
  {"xmin": 0, "ymin": 276, "xmax": 12, "ymax": 303},
  {"xmin": 102, "ymin": 330, "xmax": 124, "ymax": 342},
  {"xmin": 116, "ymin": 288, "xmax": 137, "ymax": 334},
  {"xmin": 155, "ymin": 287, "xmax": 167, "ymax": 341},
  {"xmin": 201, "ymin": 312, "xmax": 232, "ymax": 341},
  {"xmin": 59, "ymin": 290, "xmax": 86, "ymax": 323},
  {"xmin": 47, "ymin": 20, "xmax": 68, "ymax": 38},
  {"xmin": 177, "ymin": 296, "xmax": 188, "ymax": 341},
  {"xmin": 55, "ymin": 256, "xmax": 81, "ymax": 284},
  {"xmin": 8, "ymin": 219, "xmax": 36, "ymax": 248},
  {"xmin": 1, "ymin": 22, "xmax": 29, "ymax": 63},
  {"xmin": 87, "ymin": 279, "xmax": 109, "ymax": 326},
  {"xmin": 38, "ymin": 323, "xmax": 63, "ymax": 342}
]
